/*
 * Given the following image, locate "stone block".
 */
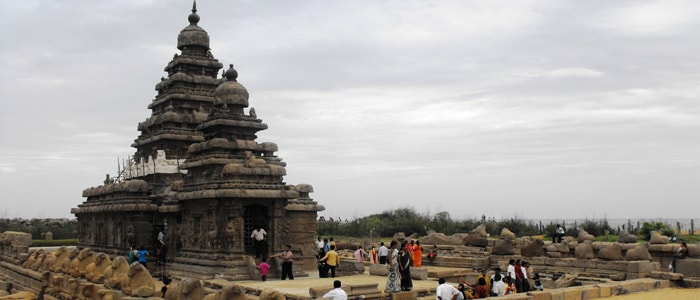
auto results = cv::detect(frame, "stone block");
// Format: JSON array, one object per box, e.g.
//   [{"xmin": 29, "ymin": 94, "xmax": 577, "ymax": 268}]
[
  {"xmin": 546, "ymin": 258, "xmax": 578, "ymax": 267},
  {"xmin": 561, "ymin": 287, "xmax": 582, "ymax": 300},
  {"xmin": 549, "ymin": 289, "xmax": 564, "ymax": 300},
  {"xmin": 503, "ymin": 294, "xmax": 532, "ymax": 299},
  {"xmin": 527, "ymin": 290, "xmax": 552, "ymax": 300},
  {"xmin": 411, "ymin": 267, "xmax": 428, "ymax": 280},
  {"xmin": 595, "ymin": 283, "xmax": 620, "ymax": 297},
  {"xmin": 580, "ymin": 286, "xmax": 600, "ymax": 300},
  {"xmin": 369, "ymin": 264, "xmax": 388, "ymax": 276},
  {"xmin": 625, "ymin": 273, "xmax": 648, "ymax": 280},
  {"xmin": 390, "ymin": 290, "xmax": 416, "ymax": 300},
  {"xmin": 627, "ymin": 260, "xmax": 652, "ymax": 273},
  {"xmin": 649, "ymin": 271, "xmax": 683, "ymax": 281},
  {"xmin": 675, "ymin": 259, "xmax": 700, "ymax": 277},
  {"xmin": 594, "ymin": 260, "xmax": 628, "ymax": 271}
]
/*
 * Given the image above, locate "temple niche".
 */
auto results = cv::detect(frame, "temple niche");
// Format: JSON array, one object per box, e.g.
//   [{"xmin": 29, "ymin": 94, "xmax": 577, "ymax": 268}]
[{"xmin": 71, "ymin": 2, "xmax": 324, "ymax": 279}]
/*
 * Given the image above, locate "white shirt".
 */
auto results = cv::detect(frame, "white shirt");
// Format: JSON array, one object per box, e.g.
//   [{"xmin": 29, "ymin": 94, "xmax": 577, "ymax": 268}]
[
  {"xmin": 378, "ymin": 245, "xmax": 389, "ymax": 257},
  {"xmin": 251, "ymin": 229, "xmax": 267, "ymax": 241},
  {"xmin": 323, "ymin": 288, "xmax": 348, "ymax": 300},
  {"xmin": 507, "ymin": 264, "xmax": 516, "ymax": 279},
  {"xmin": 521, "ymin": 266, "xmax": 528, "ymax": 279},
  {"xmin": 492, "ymin": 280, "xmax": 505, "ymax": 296},
  {"xmin": 315, "ymin": 239, "xmax": 325, "ymax": 250},
  {"xmin": 436, "ymin": 283, "xmax": 459, "ymax": 300}
]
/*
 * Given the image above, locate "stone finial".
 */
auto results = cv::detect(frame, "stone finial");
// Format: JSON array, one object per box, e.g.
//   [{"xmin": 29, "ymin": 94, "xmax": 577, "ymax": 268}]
[
  {"xmin": 188, "ymin": 0, "xmax": 200, "ymax": 25},
  {"xmin": 224, "ymin": 64, "xmax": 238, "ymax": 81}
]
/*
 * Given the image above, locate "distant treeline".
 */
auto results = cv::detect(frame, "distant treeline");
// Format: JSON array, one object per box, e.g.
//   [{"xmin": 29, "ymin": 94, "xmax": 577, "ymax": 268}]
[
  {"xmin": 0, "ymin": 218, "xmax": 78, "ymax": 240},
  {"xmin": 317, "ymin": 208, "xmax": 682, "ymax": 241}
]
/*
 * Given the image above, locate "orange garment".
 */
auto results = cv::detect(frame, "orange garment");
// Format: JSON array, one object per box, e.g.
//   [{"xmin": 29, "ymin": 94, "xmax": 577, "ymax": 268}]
[
  {"xmin": 412, "ymin": 244, "xmax": 423, "ymax": 268},
  {"xmin": 370, "ymin": 248, "xmax": 378, "ymax": 264}
]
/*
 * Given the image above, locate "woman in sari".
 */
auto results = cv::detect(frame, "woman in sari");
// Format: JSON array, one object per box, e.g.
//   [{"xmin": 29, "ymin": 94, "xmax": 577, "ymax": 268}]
[
  {"xmin": 398, "ymin": 241, "xmax": 413, "ymax": 291},
  {"xmin": 384, "ymin": 240, "xmax": 401, "ymax": 293}
]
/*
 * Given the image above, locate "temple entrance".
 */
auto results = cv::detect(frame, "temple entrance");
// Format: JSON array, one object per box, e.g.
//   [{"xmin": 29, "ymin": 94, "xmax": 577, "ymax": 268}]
[{"xmin": 244, "ymin": 204, "xmax": 270, "ymax": 257}]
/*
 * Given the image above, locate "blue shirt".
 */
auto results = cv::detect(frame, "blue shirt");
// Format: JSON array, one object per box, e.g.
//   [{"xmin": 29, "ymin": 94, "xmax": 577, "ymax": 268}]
[{"xmin": 137, "ymin": 250, "xmax": 148, "ymax": 263}]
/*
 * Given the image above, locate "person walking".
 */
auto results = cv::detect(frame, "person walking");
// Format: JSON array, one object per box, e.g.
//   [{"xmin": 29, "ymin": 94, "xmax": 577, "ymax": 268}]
[
  {"xmin": 378, "ymin": 242, "xmax": 389, "ymax": 264},
  {"xmin": 398, "ymin": 241, "xmax": 413, "ymax": 291},
  {"xmin": 412, "ymin": 240, "xmax": 423, "ymax": 268},
  {"xmin": 250, "ymin": 226, "xmax": 267, "ymax": 259},
  {"xmin": 270, "ymin": 244, "xmax": 294, "ymax": 280}
]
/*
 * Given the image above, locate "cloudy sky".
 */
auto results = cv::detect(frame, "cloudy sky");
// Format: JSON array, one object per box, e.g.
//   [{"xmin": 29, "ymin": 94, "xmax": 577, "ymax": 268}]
[{"xmin": 1, "ymin": 0, "xmax": 698, "ymax": 222}]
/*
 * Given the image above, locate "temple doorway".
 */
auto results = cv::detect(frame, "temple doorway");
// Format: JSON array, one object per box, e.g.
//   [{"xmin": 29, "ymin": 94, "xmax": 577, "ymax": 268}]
[{"xmin": 244, "ymin": 204, "xmax": 270, "ymax": 257}]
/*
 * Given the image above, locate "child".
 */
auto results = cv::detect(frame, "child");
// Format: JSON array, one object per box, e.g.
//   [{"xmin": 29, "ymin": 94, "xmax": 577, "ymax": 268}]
[
  {"xmin": 533, "ymin": 273, "xmax": 543, "ymax": 291},
  {"xmin": 259, "ymin": 257, "xmax": 270, "ymax": 281},
  {"xmin": 427, "ymin": 245, "xmax": 438, "ymax": 263}
]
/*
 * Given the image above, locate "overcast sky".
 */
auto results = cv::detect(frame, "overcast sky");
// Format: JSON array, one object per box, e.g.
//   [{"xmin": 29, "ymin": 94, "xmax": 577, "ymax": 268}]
[{"xmin": 1, "ymin": 0, "xmax": 698, "ymax": 222}]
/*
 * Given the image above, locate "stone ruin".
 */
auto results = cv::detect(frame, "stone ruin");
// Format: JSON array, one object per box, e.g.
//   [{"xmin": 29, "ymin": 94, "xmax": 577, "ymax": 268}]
[{"xmin": 69, "ymin": 2, "xmax": 323, "ymax": 280}]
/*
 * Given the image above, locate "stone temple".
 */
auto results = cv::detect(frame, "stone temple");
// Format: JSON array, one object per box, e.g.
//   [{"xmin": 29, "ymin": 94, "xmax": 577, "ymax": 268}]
[{"xmin": 71, "ymin": 2, "xmax": 324, "ymax": 279}]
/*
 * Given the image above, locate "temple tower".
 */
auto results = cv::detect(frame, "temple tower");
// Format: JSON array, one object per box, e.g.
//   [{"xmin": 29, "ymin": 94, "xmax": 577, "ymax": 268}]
[{"xmin": 73, "ymin": 2, "xmax": 324, "ymax": 279}]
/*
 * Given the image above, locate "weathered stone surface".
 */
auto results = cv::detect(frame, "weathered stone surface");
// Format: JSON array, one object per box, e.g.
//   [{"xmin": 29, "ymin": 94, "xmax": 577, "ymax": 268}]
[
  {"xmin": 85, "ymin": 253, "xmax": 112, "ymax": 283},
  {"xmin": 575, "ymin": 240, "xmax": 594, "ymax": 259},
  {"xmin": 625, "ymin": 243, "xmax": 652, "ymax": 261},
  {"xmin": 577, "ymin": 229, "xmax": 595, "ymax": 243},
  {"xmin": 527, "ymin": 290, "xmax": 553, "ymax": 300},
  {"xmin": 393, "ymin": 232, "xmax": 407, "ymax": 243},
  {"xmin": 675, "ymin": 258, "xmax": 700, "ymax": 277},
  {"xmin": 104, "ymin": 256, "xmax": 129, "ymax": 289},
  {"xmin": 561, "ymin": 287, "xmax": 582, "ymax": 300},
  {"xmin": 203, "ymin": 284, "xmax": 246, "ymax": 300},
  {"xmin": 554, "ymin": 272, "xmax": 578, "ymax": 288},
  {"xmin": 369, "ymin": 264, "xmax": 388, "ymax": 276},
  {"xmin": 649, "ymin": 271, "xmax": 683, "ymax": 280},
  {"xmin": 260, "ymin": 288, "xmax": 286, "ymax": 300},
  {"xmin": 411, "ymin": 267, "xmax": 428, "ymax": 280},
  {"xmin": 470, "ymin": 224, "xmax": 488, "ymax": 238},
  {"xmin": 580, "ymin": 285, "xmax": 600, "ymax": 300},
  {"xmin": 597, "ymin": 243, "xmax": 624, "ymax": 260},
  {"xmin": 618, "ymin": 231, "xmax": 637, "ymax": 243},
  {"xmin": 649, "ymin": 231, "xmax": 669, "ymax": 244},
  {"xmin": 500, "ymin": 228, "xmax": 516, "ymax": 241},
  {"xmin": 420, "ymin": 233, "xmax": 463, "ymax": 245},
  {"xmin": 123, "ymin": 262, "xmax": 157, "ymax": 297},
  {"xmin": 70, "ymin": 248, "xmax": 96, "ymax": 278},
  {"xmin": 164, "ymin": 278, "xmax": 205, "ymax": 300},
  {"xmin": 465, "ymin": 235, "xmax": 488, "ymax": 248},
  {"xmin": 627, "ymin": 261, "xmax": 652, "ymax": 274},
  {"xmin": 521, "ymin": 239, "xmax": 546, "ymax": 257},
  {"xmin": 687, "ymin": 242, "xmax": 700, "ymax": 257},
  {"xmin": 492, "ymin": 240, "xmax": 515, "ymax": 255}
]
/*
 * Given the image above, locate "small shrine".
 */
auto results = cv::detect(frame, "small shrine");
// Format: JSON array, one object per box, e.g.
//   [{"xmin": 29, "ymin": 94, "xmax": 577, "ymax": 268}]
[{"xmin": 72, "ymin": 2, "xmax": 324, "ymax": 279}]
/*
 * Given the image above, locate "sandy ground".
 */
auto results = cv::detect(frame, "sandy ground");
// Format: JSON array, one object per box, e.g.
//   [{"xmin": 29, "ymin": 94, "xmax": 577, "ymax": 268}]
[{"xmin": 590, "ymin": 288, "xmax": 699, "ymax": 300}]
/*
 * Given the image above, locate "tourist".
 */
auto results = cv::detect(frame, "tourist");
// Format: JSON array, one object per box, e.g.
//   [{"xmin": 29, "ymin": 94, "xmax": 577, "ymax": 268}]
[
  {"xmin": 354, "ymin": 246, "xmax": 367, "ymax": 262},
  {"xmin": 514, "ymin": 259, "xmax": 525, "ymax": 292},
  {"xmin": 407, "ymin": 240, "xmax": 415, "ymax": 258},
  {"xmin": 160, "ymin": 276, "xmax": 171, "ymax": 297},
  {"xmin": 455, "ymin": 283, "xmax": 472, "ymax": 300},
  {"xmin": 323, "ymin": 238, "xmax": 331, "ymax": 254},
  {"xmin": 370, "ymin": 246, "xmax": 378, "ymax": 264},
  {"xmin": 398, "ymin": 241, "xmax": 413, "ymax": 291},
  {"xmin": 436, "ymin": 278, "xmax": 460, "ymax": 300},
  {"xmin": 158, "ymin": 229, "xmax": 165, "ymax": 246},
  {"xmin": 384, "ymin": 241, "xmax": 401, "ymax": 293},
  {"xmin": 128, "ymin": 245, "xmax": 136, "ymax": 264},
  {"xmin": 330, "ymin": 237, "xmax": 337, "ymax": 250},
  {"xmin": 413, "ymin": 240, "xmax": 423, "ymax": 268},
  {"xmin": 472, "ymin": 278, "xmax": 489, "ymax": 298},
  {"xmin": 522, "ymin": 261, "xmax": 533, "ymax": 291},
  {"xmin": 316, "ymin": 237, "xmax": 325, "ymax": 252},
  {"xmin": 491, "ymin": 274, "xmax": 506, "ymax": 296},
  {"xmin": 504, "ymin": 276, "xmax": 517, "ymax": 295},
  {"xmin": 532, "ymin": 273, "xmax": 543, "ymax": 291},
  {"xmin": 137, "ymin": 246, "xmax": 149, "ymax": 267},
  {"xmin": 269, "ymin": 244, "xmax": 294, "ymax": 280},
  {"xmin": 323, "ymin": 280, "xmax": 348, "ymax": 300},
  {"xmin": 319, "ymin": 245, "xmax": 340, "ymax": 278},
  {"xmin": 378, "ymin": 242, "xmax": 389, "ymax": 264},
  {"xmin": 250, "ymin": 226, "xmax": 267, "ymax": 259},
  {"xmin": 506, "ymin": 259, "xmax": 516, "ymax": 290},
  {"xmin": 258, "ymin": 257, "xmax": 270, "ymax": 281},
  {"xmin": 427, "ymin": 244, "xmax": 438, "ymax": 263},
  {"xmin": 553, "ymin": 224, "xmax": 565, "ymax": 243},
  {"xmin": 520, "ymin": 260, "xmax": 530, "ymax": 291},
  {"xmin": 672, "ymin": 241, "xmax": 688, "ymax": 272}
]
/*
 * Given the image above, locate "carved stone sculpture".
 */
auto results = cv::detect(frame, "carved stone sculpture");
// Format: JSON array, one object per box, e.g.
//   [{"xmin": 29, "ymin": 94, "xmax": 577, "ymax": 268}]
[
  {"xmin": 164, "ymin": 278, "xmax": 206, "ymax": 300},
  {"xmin": 575, "ymin": 240, "xmax": 594, "ymax": 259},
  {"xmin": 71, "ymin": 248, "xmax": 96, "ymax": 278},
  {"xmin": 649, "ymin": 231, "xmax": 669, "ymax": 244},
  {"xmin": 499, "ymin": 228, "xmax": 516, "ymax": 240},
  {"xmin": 259, "ymin": 288, "xmax": 286, "ymax": 300},
  {"xmin": 520, "ymin": 239, "xmax": 545, "ymax": 257},
  {"xmin": 597, "ymin": 243, "xmax": 624, "ymax": 260},
  {"xmin": 625, "ymin": 243, "xmax": 652, "ymax": 261},
  {"xmin": 85, "ymin": 253, "xmax": 112, "ymax": 283},
  {"xmin": 203, "ymin": 284, "xmax": 247, "ymax": 300},
  {"xmin": 577, "ymin": 229, "xmax": 595, "ymax": 243},
  {"xmin": 618, "ymin": 230, "xmax": 637, "ymax": 243},
  {"xmin": 104, "ymin": 256, "xmax": 130, "ymax": 289},
  {"xmin": 554, "ymin": 272, "xmax": 579, "ymax": 288},
  {"xmin": 491, "ymin": 239, "xmax": 514, "ymax": 255},
  {"xmin": 123, "ymin": 262, "xmax": 156, "ymax": 297}
]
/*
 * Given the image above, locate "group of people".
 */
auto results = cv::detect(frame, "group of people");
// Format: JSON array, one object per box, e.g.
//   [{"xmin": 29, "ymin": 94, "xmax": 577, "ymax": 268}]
[{"xmin": 437, "ymin": 264, "xmax": 542, "ymax": 299}]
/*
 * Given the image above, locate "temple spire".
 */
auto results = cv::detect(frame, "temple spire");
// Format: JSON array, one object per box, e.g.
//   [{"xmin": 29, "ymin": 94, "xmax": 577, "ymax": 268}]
[{"xmin": 188, "ymin": 1, "xmax": 200, "ymax": 25}]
